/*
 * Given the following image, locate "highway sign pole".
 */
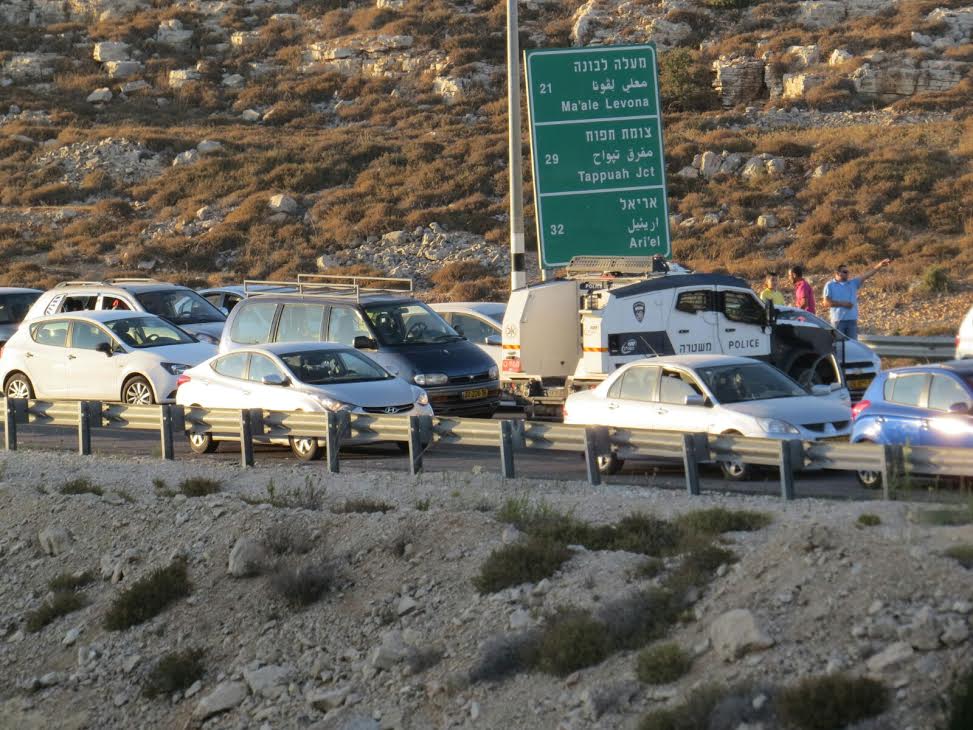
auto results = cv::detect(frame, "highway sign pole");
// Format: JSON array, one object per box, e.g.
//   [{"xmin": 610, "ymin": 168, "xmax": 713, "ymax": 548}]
[
  {"xmin": 525, "ymin": 44, "xmax": 671, "ymax": 269},
  {"xmin": 506, "ymin": 0, "xmax": 527, "ymax": 291}
]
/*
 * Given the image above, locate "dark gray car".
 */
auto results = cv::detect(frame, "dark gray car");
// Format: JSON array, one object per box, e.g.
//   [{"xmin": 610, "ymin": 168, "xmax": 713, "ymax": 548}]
[{"xmin": 0, "ymin": 288, "xmax": 41, "ymax": 345}]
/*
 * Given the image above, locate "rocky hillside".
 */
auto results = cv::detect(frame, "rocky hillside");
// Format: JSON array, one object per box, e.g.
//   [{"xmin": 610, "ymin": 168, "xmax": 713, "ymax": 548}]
[
  {"xmin": 0, "ymin": 449, "xmax": 972, "ymax": 729},
  {"xmin": 1, "ymin": 0, "xmax": 972, "ymax": 328}
]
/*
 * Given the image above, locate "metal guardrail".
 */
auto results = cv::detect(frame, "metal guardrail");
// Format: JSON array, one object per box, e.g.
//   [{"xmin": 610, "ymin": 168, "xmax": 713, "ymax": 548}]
[
  {"xmin": 2, "ymin": 397, "xmax": 971, "ymax": 501},
  {"xmin": 859, "ymin": 335, "xmax": 955, "ymax": 361}
]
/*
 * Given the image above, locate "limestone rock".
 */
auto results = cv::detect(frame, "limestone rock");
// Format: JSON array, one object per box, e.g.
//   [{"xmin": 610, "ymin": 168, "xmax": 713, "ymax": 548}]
[
  {"xmin": 197, "ymin": 139, "xmax": 223, "ymax": 155},
  {"xmin": 829, "ymin": 49, "xmax": 853, "ymax": 66},
  {"xmin": 3, "ymin": 53, "xmax": 60, "ymax": 81},
  {"xmin": 268, "ymin": 194, "xmax": 298, "ymax": 215},
  {"xmin": 787, "ymin": 44, "xmax": 820, "ymax": 67},
  {"xmin": 243, "ymin": 663, "xmax": 292, "ymax": 699},
  {"xmin": 87, "ymin": 88, "xmax": 112, "ymax": 103},
  {"xmin": 866, "ymin": 641, "xmax": 914, "ymax": 673},
  {"xmin": 709, "ymin": 609, "xmax": 774, "ymax": 661},
  {"xmin": 228, "ymin": 537, "xmax": 267, "ymax": 577},
  {"xmin": 104, "ymin": 61, "xmax": 143, "ymax": 80},
  {"xmin": 39, "ymin": 525, "xmax": 72, "ymax": 556},
  {"xmin": 308, "ymin": 685, "xmax": 351, "ymax": 711},
  {"xmin": 371, "ymin": 630, "xmax": 410, "ymax": 670},
  {"xmin": 192, "ymin": 681, "xmax": 248, "ymax": 722},
  {"xmin": 157, "ymin": 19, "xmax": 194, "ymax": 48},
  {"xmin": 168, "ymin": 68, "xmax": 201, "ymax": 89},
  {"xmin": 173, "ymin": 149, "xmax": 199, "ymax": 166},
  {"xmin": 93, "ymin": 42, "xmax": 130, "ymax": 63},
  {"xmin": 782, "ymin": 73, "xmax": 824, "ymax": 99},
  {"xmin": 712, "ymin": 56, "xmax": 765, "ymax": 108},
  {"xmin": 907, "ymin": 606, "xmax": 942, "ymax": 650}
]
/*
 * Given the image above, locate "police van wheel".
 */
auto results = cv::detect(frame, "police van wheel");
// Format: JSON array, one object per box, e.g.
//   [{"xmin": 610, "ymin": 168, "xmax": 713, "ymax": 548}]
[{"xmin": 597, "ymin": 453, "xmax": 624, "ymax": 475}]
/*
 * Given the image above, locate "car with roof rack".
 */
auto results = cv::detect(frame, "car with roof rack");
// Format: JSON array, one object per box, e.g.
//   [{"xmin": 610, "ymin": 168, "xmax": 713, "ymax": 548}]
[
  {"xmin": 25, "ymin": 278, "xmax": 227, "ymax": 345},
  {"xmin": 219, "ymin": 275, "xmax": 500, "ymax": 417}
]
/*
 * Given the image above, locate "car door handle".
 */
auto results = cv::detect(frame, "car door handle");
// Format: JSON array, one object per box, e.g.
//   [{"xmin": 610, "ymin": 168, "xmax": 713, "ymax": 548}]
[
  {"xmin": 25, "ymin": 352, "xmax": 33, "ymax": 358},
  {"xmin": 67, "ymin": 354, "xmax": 77, "ymax": 360},
  {"xmin": 678, "ymin": 329, "xmax": 689, "ymax": 334},
  {"xmin": 724, "ymin": 328, "xmax": 736, "ymax": 332},
  {"xmin": 607, "ymin": 402, "xmax": 619, "ymax": 410},
  {"xmin": 876, "ymin": 417, "xmax": 885, "ymax": 423},
  {"xmin": 242, "ymin": 390, "xmax": 251, "ymax": 396},
  {"xmin": 657, "ymin": 408, "xmax": 668, "ymax": 415}
]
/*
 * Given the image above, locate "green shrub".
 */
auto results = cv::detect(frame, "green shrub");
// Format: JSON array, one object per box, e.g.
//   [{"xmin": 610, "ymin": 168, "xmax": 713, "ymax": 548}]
[
  {"xmin": 636, "ymin": 642, "xmax": 692, "ymax": 684},
  {"xmin": 666, "ymin": 544, "xmax": 737, "ymax": 596},
  {"xmin": 104, "ymin": 560, "xmax": 192, "ymax": 631},
  {"xmin": 25, "ymin": 591, "xmax": 86, "ymax": 632},
  {"xmin": 60, "ymin": 478, "xmax": 103, "ymax": 496},
  {"xmin": 676, "ymin": 508, "xmax": 771, "ymax": 535},
  {"xmin": 914, "ymin": 508, "xmax": 972, "ymax": 526},
  {"xmin": 659, "ymin": 48, "xmax": 719, "ymax": 112},
  {"xmin": 262, "ymin": 477, "xmax": 326, "ymax": 510},
  {"xmin": 468, "ymin": 630, "xmax": 541, "ymax": 682},
  {"xmin": 634, "ymin": 557, "xmax": 664, "ymax": 579},
  {"xmin": 920, "ymin": 264, "xmax": 952, "ymax": 294},
  {"xmin": 144, "ymin": 648, "xmax": 205, "ymax": 699},
  {"xmin": 269, "ymin": 563, "xmax": 335, "ymax": 608},
  {"xmin": 638, "ymin": 685, "xmax": 727, "ymax": 730},
  {"xmin": 473, "ymin": 537, "xmax": 571, "ymax": 594},
  {"xmin": 776, "ymin": 674, "xmax": 888, "ymax": 730},
  {"xmin": 48, "ymin": 571, "xmax": 94, "ymax": 592},
  {"xmin": 596, "ymin": 589, "xmax": 681, "ymax": 650},
  {"xmin": 947, "ymin": 666, "xmax": 973, "ymax": 730},
  {"xmin": 857, "ymin": 513, "xmax": 882, "ymax": 527},
  {"xmin": 944, "ymin": 544, "xmax": 973, "ymax": 569},
  {"xmin": 536, "ymin": 609, "xmax": 610, "ymax": 676},
  {"xmin": 331, "ymin": 498, "xmax": 394, "ymax": 514},
  {"xmin": 263, "ymin": 523, "xmax": 315, "ymax": 556},
  {"xmin": 178, "ymin": 477, "xmax": 221, "ymax": 497}
]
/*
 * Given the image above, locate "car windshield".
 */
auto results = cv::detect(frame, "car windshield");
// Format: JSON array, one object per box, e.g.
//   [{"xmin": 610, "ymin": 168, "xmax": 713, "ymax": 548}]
[
  {"xmin": 483, "ymin": 309, "xmax": 504, "ymax": 324},
  {"xmin": 105, "ymin": 317, "xmax": 196, "ymax": 348},
  {"xmin": 136, "ymin": 289, "xmax": 226, "ymax": 325},
  {"xmin": 0, "ymin": 292, "xmax": 39, "ymax": 324},
  {"xmin": 776, "ymin": 309, "xmax": 832, "ymax": 329},
  {"xmin": 281, "ymin": 349, "xmax": 392, "ymax": 384},
  {"xmin": 696, "ymin": 363, "xmax": 807, "ymax": 404},
  {"xmin": 363, "ymin": 302, "xmax": 460, "ymax": 345}
]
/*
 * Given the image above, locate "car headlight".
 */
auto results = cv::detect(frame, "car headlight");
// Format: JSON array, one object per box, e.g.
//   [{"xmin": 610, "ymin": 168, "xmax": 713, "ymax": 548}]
[
  {"xmin": 412, "ymin": 387, "xmax": 429, "ymax": 406},
  {"xmin": 161, "ymin": 362, "xmax": 190, "ymax": 375},
  {"xmin": 756, "ymin": 417, "xmax": 800, "ymax": 435},
  {"xmin": 194, "ymin": 333, "xmax": 219, "ymax": 345},
  {"xmin": 318, "ymin": 396, "xmax": 352, "ymax": 412},
  {"xmin": 488, "ymin": 365, "xmax": 499, "ymax": 380},
  {"xmin": 414, "ymin": 373, "xmax": 448, "ymax": 386}
]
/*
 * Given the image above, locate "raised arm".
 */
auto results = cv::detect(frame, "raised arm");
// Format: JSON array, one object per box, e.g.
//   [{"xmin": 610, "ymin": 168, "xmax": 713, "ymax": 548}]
[{"xmin": 858, "ymin": 258, "xmax": 892, "ymax": 284}]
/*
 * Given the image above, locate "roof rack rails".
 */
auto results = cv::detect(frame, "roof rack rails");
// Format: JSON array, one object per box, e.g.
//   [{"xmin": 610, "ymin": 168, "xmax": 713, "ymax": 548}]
[
  {"xmin": 108, "ymin": 278, "xmax": 162, "ymax": 284},
  {"xmin": 297, "ymin": 273, "xmax": 413, "ymax": 293},
  {"xmin": 241, "ymin": 274, "xmax": 414, "ymax": 303},
  {"xmin": 55, "ymin": 280, "xmax": 108, "ymax": 288},
  {"xmin": 242, "ymin": 279, "xmax": 302, "ymax": 296}
]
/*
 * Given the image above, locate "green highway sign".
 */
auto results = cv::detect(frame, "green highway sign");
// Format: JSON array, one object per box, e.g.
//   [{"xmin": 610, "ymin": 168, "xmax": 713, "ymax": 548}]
[{"xmin": 525, "ymin": 44, "xmax": 671, "ymax": 268}]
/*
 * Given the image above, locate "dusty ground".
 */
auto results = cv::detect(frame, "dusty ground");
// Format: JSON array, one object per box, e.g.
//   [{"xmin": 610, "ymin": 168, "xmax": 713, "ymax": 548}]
[{"xmin": 0, "ymin": 449, "xmax": 970, "ymax": 729}]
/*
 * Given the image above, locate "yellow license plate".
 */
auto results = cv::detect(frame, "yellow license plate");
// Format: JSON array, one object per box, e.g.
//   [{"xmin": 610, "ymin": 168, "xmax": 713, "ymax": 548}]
[{"xmin": 461, "ymin": 388, "xmax": 489, "ymax": 400}]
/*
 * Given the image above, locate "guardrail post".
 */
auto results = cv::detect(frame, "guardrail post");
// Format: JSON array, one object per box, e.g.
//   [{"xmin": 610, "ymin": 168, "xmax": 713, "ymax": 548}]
[
  {"xmin": 239, "ymin": 408, "xmax": 255, "ymax": 467},
  {"xmin": 583, "ymin": 427, "xmax": 602, "ymax": 487},
  {"xmin": 499, "ymin": 419, "xmax": 515, "ymax": 479},
  {"xmin": 407, "ymin": 415, "xmax": 423, "ymax": 476},
  {"xmin": 77, "ymin": 401, "xmax": 92, "ymax": 456},
  {"xmin": 880, "ymin": 445, "xmax": 902, "ymax": 500},
  {"xmin": 159, "ymin": 404, "xmax": 175, "ymax": 461},
  {"xmin": 682, "ymin": 433, "xmax": 703, "ymax": 496},
  {"xmin": 325, "ymin": 410, "xmax": 342, "ymax": 474},
  {"xmin": 3, "ymin": 398, "xmax": 16, "ymax": 451},
  {"xmin": 779, "ymin": 439, "xmax": 801, "ymax": 501}
]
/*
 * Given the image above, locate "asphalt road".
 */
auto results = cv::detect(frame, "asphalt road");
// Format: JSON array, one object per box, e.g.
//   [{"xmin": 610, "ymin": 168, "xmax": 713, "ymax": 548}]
[{"xmin": 3, "ymin": 422, "xmax": 942, "ymax": 503}]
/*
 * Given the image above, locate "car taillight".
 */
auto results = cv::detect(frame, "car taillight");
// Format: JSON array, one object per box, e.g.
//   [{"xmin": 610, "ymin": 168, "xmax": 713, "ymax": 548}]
[
  {"xmin": 176, "ymin": 374, "xmax": 191, "ymax": 387},
  {"xmin": 851, "ymin": 399, "xmax": 870, "ymax": 421},
  {"xmin": 502, "ymin": 357, "xmax": 522, "ymax": 373}
]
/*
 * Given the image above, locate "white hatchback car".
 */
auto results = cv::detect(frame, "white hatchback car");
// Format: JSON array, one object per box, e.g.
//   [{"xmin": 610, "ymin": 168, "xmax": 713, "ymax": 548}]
[
  {"xmin": 563, "ymin": 354, "xmax": 852, "ymax": 479},
  {"xmin": 0, "ymin": 311, "xmax": 215, "ymax": 404},
  {"xmin": 175, "ymin": 342, "xmax": 433, "ymax": 460}
]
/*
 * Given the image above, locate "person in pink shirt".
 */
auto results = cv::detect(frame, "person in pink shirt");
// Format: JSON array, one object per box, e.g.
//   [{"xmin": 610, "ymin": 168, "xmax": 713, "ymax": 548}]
[{"xmin": 788, "ymin": 265, "xmax": 816, "ymax": 314}]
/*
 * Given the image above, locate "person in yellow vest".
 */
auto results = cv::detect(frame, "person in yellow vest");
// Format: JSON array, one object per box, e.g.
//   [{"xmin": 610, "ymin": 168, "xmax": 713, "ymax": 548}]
[{"xmin": 759, "ymin": 272, "xmax": 785, "ymax": 306}]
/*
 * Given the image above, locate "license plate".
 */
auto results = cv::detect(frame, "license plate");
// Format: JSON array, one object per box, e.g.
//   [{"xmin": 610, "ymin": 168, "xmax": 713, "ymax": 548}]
[{"xmin": 461, "ymin": 388, "xmax": 489, "ymax": 400}]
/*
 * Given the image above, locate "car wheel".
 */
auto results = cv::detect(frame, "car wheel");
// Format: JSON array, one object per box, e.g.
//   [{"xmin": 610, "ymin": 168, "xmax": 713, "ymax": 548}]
[
  {"xmin": 4, "ymin": 372, "xmax": 34, "ymax": 400},
  {"xmin": 854, "ymin": 441, "xmax": 882, "ymax": 488},
  {"xmin": 122, "ymin": 376, "xmax": 155, "ymax": 405},
  {"xmin": 188, "ymin": 432, "xmax": 218, "ymax": 454},
  {"xmin": 719, "ymin": 458, "xmax": 752, "ymax": 481},
  {"xmin": 597, "ymin": 452, "xmax": 624, "ymax": 475},
  {"xmin": 290, "ymin": 436, "xmax": 323, "ymax": 461}
]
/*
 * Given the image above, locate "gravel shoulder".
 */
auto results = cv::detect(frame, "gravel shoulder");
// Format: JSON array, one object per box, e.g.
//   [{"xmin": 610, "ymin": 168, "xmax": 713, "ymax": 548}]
[{"xmin": 0, "ymin": 449, "xmax": 970, "ymax": 729}]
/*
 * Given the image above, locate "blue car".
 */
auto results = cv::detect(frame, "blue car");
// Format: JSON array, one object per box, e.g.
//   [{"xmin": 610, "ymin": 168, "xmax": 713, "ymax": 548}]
[{"xmin": 851, "ymin": 360, "xmax": 973, "ymax": 486}]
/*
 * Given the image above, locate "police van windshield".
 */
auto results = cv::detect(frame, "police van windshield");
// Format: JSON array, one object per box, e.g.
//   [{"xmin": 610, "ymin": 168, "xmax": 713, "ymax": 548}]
[
  {"xmin": 136, "ymin": 289, "xmax": 226, "ymax": 325},
  {"xmin": 363, "ymin": 302, "xmax": 460, "ymax": 345},
  {"xmin": 697, "ymin": 363, "xmax": 807, "ymax": 404}
]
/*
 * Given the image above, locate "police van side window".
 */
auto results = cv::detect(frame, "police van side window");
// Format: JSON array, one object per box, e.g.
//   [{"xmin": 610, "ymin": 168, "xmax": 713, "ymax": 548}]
[
  {"xmin": 676, "ymin": 291, "xmax": 710, "ymax": 314},
  {"xmin": 230, "ymin": 301, "xmax": 278, "ymax": 344},
  {"xmin": 722, "ymin": 292, "xmax": 765, "ymax": 325}
]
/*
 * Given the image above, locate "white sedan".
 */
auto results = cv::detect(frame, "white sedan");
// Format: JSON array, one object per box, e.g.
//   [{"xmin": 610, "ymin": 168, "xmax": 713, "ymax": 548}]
[
  {"xmin": 429, "ymin": 302, "xmax": 505, "ymax": 369},
  {"xmin": 563, "ymin": 354, "xmax": 852, "ymax": 479},
  {"xmin": 0, "ymin": 311, "xmax": 215, "ymax": 404},
  {"xmin": 175, "ymin": 342, "xmax": 433, "ymax": 460}
]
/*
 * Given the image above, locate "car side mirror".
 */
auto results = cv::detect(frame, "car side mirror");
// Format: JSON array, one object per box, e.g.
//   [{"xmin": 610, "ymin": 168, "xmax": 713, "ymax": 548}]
[
  {"xmin": 948, "ymin": 402, "xmax": 971, "ymax": 414},
  {"xmin": 261, "ymin": 373, "xmax": 289, "ymax": 386},
  {"xmin": 485, "ymin": 334, "xmax": 502, "ymax": 346},
  {"xmin": 353, "ymin": 335, "xmax": 378, "ymax": 350},
  {"xmin": 811, "ymin": 384, "xmax": 830, "ymax": 396},
  {"xmin": 683, "ymin": 394, "xmax": 706, "ymax": 406},
  {"xmin": 96, "ymin": 341, "xmax": 113, "ymax": 357}
]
